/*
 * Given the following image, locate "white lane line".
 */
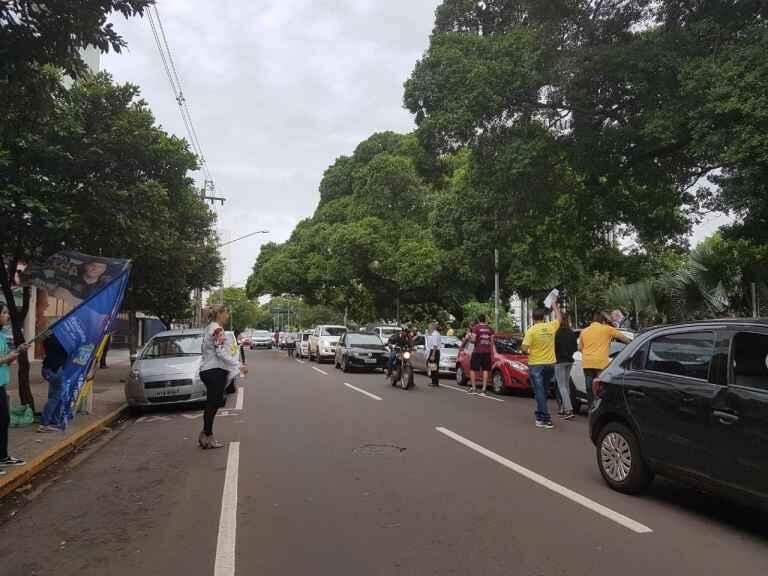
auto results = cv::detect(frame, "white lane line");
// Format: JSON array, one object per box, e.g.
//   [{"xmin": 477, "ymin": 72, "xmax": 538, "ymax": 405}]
[
  {"xmin": 441, "ymin": 383, "xmax": 504, "ymax": 402},
  {"xmin": 436, "ymin": 427, "xmax": 652, "ymax": 534},
  {"xmin": 296, "ymin": 359, "xmax": 305, "ymax": 364},
  {"xmin": 214, "ymin": 442, "xmax": 240, "ymax": 576},
  {"xmin": 343, "ymin": 382, "xmax": 383, "ymax": 401},
  {"xmin": 312, "ymin": 367, "xmax": 329, "ymax": 376},
  {"xmin": 235, "ymin": 386, "xmax": 244, "ymax": 411}
]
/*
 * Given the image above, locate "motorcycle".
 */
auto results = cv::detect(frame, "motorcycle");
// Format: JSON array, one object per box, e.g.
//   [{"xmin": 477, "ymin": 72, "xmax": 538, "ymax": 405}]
[{"xmin": 388, "ymin": 346, "xmax": 414, "ymax": 390}]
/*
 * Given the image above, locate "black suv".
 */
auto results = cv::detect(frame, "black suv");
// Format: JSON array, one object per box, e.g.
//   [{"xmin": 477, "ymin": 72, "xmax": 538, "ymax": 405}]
[{"xmin": 589, "ymin": 319, "xmax": 767, "ymax": 509}]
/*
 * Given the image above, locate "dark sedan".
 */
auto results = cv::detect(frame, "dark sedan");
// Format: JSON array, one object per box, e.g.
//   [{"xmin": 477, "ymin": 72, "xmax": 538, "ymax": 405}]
[{"xmin": 334, "ymin": 333, "xmax": 387, "ymax": 372}]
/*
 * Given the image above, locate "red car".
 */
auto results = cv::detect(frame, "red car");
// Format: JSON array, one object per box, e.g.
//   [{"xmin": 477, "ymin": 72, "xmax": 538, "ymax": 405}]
[{"xmin": 455, "ymin": 333, "xmax": 530, "ymax": 394}]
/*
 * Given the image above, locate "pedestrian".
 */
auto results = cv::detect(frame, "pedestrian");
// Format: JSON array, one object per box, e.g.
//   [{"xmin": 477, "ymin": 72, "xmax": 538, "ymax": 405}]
[
  {"xmin": 0, "ymin": 303, "xmax": 28, "ymax": 469},
  {"xmin": 579, "ymin": 311, "xmax": 631, "ymax": 409},
  {"xmin": 468, "ymin": 314, "xmax": 494, "ymax": 395},
  {"xmin": 38, "ymin": 334, "xmax": 68, "ymax": 432},
  {"xmin": 554, "ymin": 315, "xmax": 578, "ymax": 420},
  {"xmin": 521, "ymin": 298, "xmax": 562, "ymax": 429},
  {"xmin": 199, "ymin": 305, "xmax": 247, "ymax": 449},
  {"xmin": 425, "ymin": 322, "xmax": 442, "ymax": 387}
]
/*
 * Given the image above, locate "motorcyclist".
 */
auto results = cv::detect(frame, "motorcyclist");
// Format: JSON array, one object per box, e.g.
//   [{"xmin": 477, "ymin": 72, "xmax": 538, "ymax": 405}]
[{"xmin": 387, "ymin": 325, "xmax": 413, "ymax": 375}]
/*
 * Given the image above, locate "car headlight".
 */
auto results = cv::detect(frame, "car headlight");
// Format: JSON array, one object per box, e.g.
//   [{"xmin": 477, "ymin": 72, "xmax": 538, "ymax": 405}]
[
  {"xmin": 506, "ymin": 360, "xmax": 528, "ymax": 372},
  {"xmin": 403, "ymin": 351, "xmax": 411, "ymax": 360}
]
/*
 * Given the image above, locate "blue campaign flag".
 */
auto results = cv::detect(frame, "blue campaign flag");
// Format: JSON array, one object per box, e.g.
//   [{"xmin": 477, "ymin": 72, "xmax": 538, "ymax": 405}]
[{"xmin": 44, "ymin": 270, "xmax": 130, "ymax": 429}]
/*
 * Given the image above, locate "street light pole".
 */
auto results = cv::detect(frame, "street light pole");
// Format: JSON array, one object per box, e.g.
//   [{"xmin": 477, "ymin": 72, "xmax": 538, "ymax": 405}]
[
  {"xmin": 213, "ymin": 229, "xmax": 270, "ymax": 311},
  {"xmin": 494, "ymin": 248, "xmax": 500, "ymax": 331}
]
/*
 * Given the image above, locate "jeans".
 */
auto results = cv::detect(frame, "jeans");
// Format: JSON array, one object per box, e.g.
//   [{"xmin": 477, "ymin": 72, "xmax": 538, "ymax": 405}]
[
  {"xmin": 0, "ymin": 389, "xmax": 9, "ymax": 460},
  {"xmin": 583, "ymin": 368, "xmax": 601, "ymax": 409},
  {"xmin": 41, "ymin": 368, "xmax": 65, "ymax": 427},
  {"xmin": 554, "ymin": 363, "xmax": 573, "ymax": 413},
  {"xmin": 529, "ymin": 364, "xmax": 554, "ymax": 423}
]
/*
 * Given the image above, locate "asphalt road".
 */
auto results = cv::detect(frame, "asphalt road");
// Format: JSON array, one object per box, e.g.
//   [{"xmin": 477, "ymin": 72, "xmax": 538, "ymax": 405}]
[{"xmin": 1, "ymin": 349, "xmax": 766, "ymax": 575}]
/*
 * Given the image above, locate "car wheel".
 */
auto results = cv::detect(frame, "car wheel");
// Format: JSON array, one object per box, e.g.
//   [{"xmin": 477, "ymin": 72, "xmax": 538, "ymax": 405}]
[
  {"xmin": 456, "ymin": 366, "xmax": 467, "ymax": 386},
  {"xmin": 491, "ymin": 370, "xmax": 506, "ymax": 395},
  {"xmin": 596, "ymin": 422, "xmax": 653, "ymax": 494},
  {"xmin": 569, "ymin": 378, "xmax": 582, "ymax": 415}
]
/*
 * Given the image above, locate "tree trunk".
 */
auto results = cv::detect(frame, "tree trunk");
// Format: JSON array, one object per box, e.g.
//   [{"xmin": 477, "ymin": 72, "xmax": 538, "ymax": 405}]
[
  {"xmin": 0, "ymin": 263, "xmax": 34, "ymax": 410},
  {"xmin": 128, "ymin": 310, "xmax": 138, "ymax": 358}
]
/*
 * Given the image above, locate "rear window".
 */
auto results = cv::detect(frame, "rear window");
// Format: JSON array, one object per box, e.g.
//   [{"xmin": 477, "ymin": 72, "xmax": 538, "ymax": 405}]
[
  {"xmin": 732, "ymin": 332, "xmax": 768, "ymax": 392},
  {"xmin": 142, "ymin": 335, "xmax": 202, "ymax": 359},
  {"xmin": 646, "ymin": 331, "xmax": 714, "ymax": 380},
  {"xmin": 321, "ymin": 327, "xmax": 346, "ymax": 336}
]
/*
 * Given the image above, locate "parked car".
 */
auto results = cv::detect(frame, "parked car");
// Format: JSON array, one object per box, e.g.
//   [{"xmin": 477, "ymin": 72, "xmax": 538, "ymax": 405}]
[
  {"xmin": 125, "ymin": 329, "xmax": 208, "ymax": 407},
  {"xmin": 411, "ymin": 334, "xmax": 461, "ymax": 376},
  {"xmin": 249, "ymin": 330, "xmax": 274, "ymax": 349},
  {"xmin": 569, "ymin": 329, "xmax": 634, "ymax": 414},
  {"xmin": 334, "ymin": 332, "xmax": 387, "ymax": 372},
  {"xmin": 309, "ymin": 325, "xmax": 347, "ymax": 363},
  {"xmin": 298, "ymin": 330, "xmax": 313, "ymax": 359},
  {"xmin": 370, "ymin": 325, "xmax": 400, "ymax": 343},
  {"xmin": 590, "ymin": 319, "xmax": 768, "ymax": 509},
  {"xmin": 455, "ymin": 333, "xmax": 530, "ymax": 395}
]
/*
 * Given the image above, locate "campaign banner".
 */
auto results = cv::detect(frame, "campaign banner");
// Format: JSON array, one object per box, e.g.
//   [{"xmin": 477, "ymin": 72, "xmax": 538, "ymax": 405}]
[
  {"xmin": 38, "ymin": 270, "xmax": 130, "ymax": 429},
  {"xmin": 20, "ymin": 251, "xmax": 130, "ymax": 306}
]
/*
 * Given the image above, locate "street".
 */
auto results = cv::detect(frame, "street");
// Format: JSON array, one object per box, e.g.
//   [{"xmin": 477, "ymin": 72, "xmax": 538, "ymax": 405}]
[{"xmin": 1, "ymin": 349, "xmax": 767, "ymax": 576}]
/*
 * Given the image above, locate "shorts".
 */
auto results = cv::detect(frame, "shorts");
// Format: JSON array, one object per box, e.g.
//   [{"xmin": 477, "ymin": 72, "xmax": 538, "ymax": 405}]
[
  {"xmin": 200, "ymin": 368, "xmax": 229, "ymax": 408},
  {"xmin": 470, "ymin": 352, "xmax": 492, "ymax": 372}
]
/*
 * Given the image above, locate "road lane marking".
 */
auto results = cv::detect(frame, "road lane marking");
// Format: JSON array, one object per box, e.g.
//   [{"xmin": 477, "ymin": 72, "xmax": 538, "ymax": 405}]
[
  {"xmin": 435, "ymin": 427, "xmax": 653, "ymax": 534},
  {"xmin": 441, "ymin": 383, "xmax": 504, "ymax": 402},
  {"xmin": 312, "ymin": 367, "xmax": 329, "ymax": 376},
  {"xmin": 344, "ymin": 382, "xmax": 383, "ymax": 401},
  {"xmin": 296, "ymin": 359, "xmax": 305, "ymax": 364},
  {"xmin": 235, "ymin": 386, "xmax": 244, "ymax": 411},
  {"xmin": 214, "ymin": 442, "xmax": 240, "ymax": 576},
  {"xmin": 182, "ymin": 413, "xmax": 204, "ymax": 420}
]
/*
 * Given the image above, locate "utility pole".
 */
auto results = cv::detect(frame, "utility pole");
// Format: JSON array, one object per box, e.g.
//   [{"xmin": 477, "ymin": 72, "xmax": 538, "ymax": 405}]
[
  {"xmin": 494, "ymin": 248, "xmax": 500, "ymax": 331},
  {"xmin": 752, "ymin": 282, "xmax": 758, "ymax": 319}
]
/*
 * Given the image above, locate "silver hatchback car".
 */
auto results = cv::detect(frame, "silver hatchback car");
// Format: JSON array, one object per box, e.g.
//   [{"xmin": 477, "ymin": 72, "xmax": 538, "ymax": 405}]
[{"xmin": 125, "ymin": 329, "xmax": 208, "ymax": 407}]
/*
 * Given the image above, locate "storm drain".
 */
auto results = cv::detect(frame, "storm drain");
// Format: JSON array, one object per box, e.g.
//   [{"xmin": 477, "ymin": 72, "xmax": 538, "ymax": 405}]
[{"xmin": 353, "ymin": 444, "xmax": 407, "ymax": 456}]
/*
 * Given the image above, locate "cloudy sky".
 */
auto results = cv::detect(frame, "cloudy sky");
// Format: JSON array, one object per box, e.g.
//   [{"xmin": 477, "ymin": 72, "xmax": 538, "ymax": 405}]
[
  {"xmin": 103, "ymin": 1, "xmax": 727, "ymax": 288},
  {"xmin": 103, "ymin": 0, "xmax": 441, "ymax": 286}
]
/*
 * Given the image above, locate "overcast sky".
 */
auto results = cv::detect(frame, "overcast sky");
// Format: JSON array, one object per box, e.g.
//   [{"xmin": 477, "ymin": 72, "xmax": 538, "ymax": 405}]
[
  {"xmin": 103, "ymin": 0, "xmax": 441, "ymax": 286},
  {"xmin": 103, "ymin": 1, "xmax": 726, "ymax": 288}
]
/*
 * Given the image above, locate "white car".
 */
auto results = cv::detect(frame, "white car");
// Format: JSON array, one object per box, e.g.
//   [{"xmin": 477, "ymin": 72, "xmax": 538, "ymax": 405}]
[
  {"xmin": 569, "ymin": 329, "xmax": 634, "ymax": 414},
  {"xmin": 308, "ymin": 325, "xmax": 347, "ymax": 363},
  {"xmin": 298, "ymin": 330, "xmax": 313, "ymax": 359}
]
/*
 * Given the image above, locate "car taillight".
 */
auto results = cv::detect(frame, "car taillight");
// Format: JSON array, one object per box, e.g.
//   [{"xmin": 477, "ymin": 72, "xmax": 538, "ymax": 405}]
[{"xmin": 592, "ymin": 378, "xmax": 604, "ymax": 398}]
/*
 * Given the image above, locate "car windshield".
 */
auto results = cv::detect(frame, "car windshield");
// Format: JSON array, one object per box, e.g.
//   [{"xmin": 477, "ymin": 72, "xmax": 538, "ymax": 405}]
[
  {"xmin": 302, "ymin": 333, "xmax": 311, "ymax": 341},
  {"xmin": 348, "ymin": 334, "xmax": 383, "ymax": 346},
  {"xmin": 380, "ymin": 328, "xmax": 399, "ymax": 338},
  {"xmin": 142, "ymin": 335, "xmax": 202, "ymax": 359},
  {"xmin": 441, "ymin": 336, "xmax": 460, "ymax": 349},
  {"xmin": 321, "ymin": 327, "xmax": 346, "ymax": 336},
  {"xmin": 495, "ymin": 337, "xmax": 522, "ymax": 355},
  {"xmin": 253, "ymin": 331, "xmax": 271, "ymax": 338}
]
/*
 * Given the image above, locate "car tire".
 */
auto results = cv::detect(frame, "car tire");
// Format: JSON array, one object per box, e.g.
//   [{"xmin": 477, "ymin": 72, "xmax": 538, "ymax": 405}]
[
  {"xmin": 456, "ymin": 366, "xmax": 467, "ymax": 386},
  {"xmin": 491, "ymin": 370, "xmax": 506, "ymax": 395},
  {"xmin": 569, "ymin": 378, "xmax": 582, "ymax": 415},
  {"xmin": 596, "ymin": 422, "xmax": 653, "ymax": 494}
]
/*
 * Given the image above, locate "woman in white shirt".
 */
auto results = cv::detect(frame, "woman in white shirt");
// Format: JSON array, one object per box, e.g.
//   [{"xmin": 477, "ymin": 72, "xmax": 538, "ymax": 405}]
[
  {"xmin": 426, "ymin": 322, "xmax": 443, "ymax": 387},
  {"xmin": 199, "ymin": 305, "xmax": 246, "ymax": 449}
]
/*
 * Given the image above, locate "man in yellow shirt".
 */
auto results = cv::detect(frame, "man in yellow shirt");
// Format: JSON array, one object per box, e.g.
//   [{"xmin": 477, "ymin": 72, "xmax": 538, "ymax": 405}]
[
  {"xmin": 522, "ymin": 299, "xmax": 562, "ymax": 429},
  {"xmin": 579, "ymin": 312, "xmax": 631, "ymax": 408}
]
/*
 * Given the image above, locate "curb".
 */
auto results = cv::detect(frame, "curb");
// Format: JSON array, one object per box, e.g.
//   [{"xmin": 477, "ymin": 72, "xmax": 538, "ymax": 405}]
[{"xmin": 0, "ymin": 404, "xmax": 129, "ymax": 499}]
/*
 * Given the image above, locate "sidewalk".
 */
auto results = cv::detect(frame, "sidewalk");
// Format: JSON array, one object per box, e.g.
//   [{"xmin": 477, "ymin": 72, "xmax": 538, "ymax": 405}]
[{"xmin": 1, "ymin": 349, "xmax": 131, "ymax": 498}]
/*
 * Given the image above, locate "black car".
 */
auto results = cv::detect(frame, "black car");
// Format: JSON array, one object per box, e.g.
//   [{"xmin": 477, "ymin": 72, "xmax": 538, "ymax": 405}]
[
  {"xmin": 334, "ymin": 333, "xmax": 387, "ymax": 372},
  {"xmin": 589, "ymin": 319, "xmax": 768, "ymax": 509}
]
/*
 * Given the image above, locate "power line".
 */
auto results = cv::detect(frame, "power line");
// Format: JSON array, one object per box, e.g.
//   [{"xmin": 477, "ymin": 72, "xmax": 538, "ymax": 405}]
[{"xmin": 146, "ymin": 6, "xmax": 215, "ymax": 188}]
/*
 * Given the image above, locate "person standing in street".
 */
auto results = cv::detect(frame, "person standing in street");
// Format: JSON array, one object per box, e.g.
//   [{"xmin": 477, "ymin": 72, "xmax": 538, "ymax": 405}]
[
  {"xmin": 199, "ymin": 305, "xmax": 247, "ymax": 449},
  {"xmin": 0, "ymin": 303, "xmax": 28, "ymax": 470},
  {"xmin": 425, "ymin": 322, "xmax": 442, "ymax": 387},
  {"xmin": 554, "ymin": 315, "xmax": 578, "ymax": 420},
  {"xmin": 521, "ymin": 299, "xmax": 562, "ymax": 429},
  {"xmin": 468, "ymin": 315, "xmax": 494, "ymax": 395},
  {"xmin": 579, "ymin": 311, "xmax": 631, "ymax": 409}
]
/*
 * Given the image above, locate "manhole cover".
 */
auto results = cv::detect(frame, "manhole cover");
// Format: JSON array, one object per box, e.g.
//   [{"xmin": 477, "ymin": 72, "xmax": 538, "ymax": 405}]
[{"xmin": 353, "ymin": 444, "xmax": 406, "ymax": 456}]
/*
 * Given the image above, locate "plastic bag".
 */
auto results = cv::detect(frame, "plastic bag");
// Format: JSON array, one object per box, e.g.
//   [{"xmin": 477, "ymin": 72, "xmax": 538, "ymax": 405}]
[{"xmin": 10, "ymin": 404, "xmax": 34, "ymax": 428}]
